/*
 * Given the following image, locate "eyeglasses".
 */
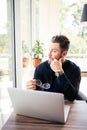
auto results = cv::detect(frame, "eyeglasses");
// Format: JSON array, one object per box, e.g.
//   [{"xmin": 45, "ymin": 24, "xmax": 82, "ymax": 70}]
[{"xmin": 36, "ymin": 79, "xmax": 50, "ymax": 89}]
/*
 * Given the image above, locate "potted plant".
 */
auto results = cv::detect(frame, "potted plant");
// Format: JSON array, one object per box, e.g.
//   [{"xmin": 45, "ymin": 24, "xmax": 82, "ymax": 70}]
[
  {"xmin": 32, "ymin": 40, "xmax": 45, "ymax": 67},
  {"xmin": 22, "ymin": 40, "xmax": 30, "ymax": 67}
]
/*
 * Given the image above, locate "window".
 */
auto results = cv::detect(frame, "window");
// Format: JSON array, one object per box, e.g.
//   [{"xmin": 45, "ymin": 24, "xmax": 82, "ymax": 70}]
[
  {"xmin": 0, "ymin": 0, "xmax": 15, "ymax": 127},
  {"xmin": 0, "ymin": 1, "xmax": 14, "ymax": 89},
  {"xmin": 13, "ymin": 0, "xmax": 39, "ymax": 88},
  {"xmin": 58, "ymin": 0, "xmax": 87, "ymax": 71}
]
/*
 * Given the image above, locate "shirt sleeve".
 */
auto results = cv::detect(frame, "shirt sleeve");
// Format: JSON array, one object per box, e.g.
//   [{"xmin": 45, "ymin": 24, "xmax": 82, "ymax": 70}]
[{"xmin": 33, "ymin": 67, "xmax": 43, "ymax": 90}]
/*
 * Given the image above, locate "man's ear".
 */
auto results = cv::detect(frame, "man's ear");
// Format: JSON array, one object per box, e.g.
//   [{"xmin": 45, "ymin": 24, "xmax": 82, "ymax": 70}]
[{"xmin": 62, "ymin": 51, "xmax": 67, "ymax": 57}]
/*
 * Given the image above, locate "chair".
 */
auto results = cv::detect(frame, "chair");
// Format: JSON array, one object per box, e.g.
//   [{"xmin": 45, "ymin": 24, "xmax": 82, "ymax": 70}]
[
  {"xmin": 76, "ymin": 72, "xmax": 87, "ymax": 103},
  {"xmin": 76, "ymin": 91, "xmax": 87, "ymax": 103}
]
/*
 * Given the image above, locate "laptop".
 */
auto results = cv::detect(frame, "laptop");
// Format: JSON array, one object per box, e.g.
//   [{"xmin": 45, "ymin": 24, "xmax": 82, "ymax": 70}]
[{"xmin": 7, "ymin": 87, "xmax": 70, "ymax": 123}]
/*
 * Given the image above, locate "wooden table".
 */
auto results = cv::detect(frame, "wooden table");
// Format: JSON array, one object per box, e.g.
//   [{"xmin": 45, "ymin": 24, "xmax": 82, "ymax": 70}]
[{"xmin": 1, "ymin": 101, "xmax": 87, "ymax": 130}]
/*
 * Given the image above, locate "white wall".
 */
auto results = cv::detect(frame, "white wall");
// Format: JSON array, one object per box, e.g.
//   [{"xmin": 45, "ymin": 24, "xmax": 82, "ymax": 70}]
[{"xmin": 39, "ymin": 0, "xmax": 62, "ymax": 44}]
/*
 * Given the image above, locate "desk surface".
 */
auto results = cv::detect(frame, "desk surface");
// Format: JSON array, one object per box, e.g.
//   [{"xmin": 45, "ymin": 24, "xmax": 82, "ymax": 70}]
[{"xmin": 1, "ymin": 101, "xmax": 87, "ymax": 130}]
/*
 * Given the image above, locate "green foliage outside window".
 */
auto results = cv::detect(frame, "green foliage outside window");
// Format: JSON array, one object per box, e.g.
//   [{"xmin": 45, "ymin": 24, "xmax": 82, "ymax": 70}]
[
  {"xmin": 59, "ymin": 1, "xmax": 87, "ymax": 54},
  {"xmin": 0, "ymin": 34, "xmax": 9, "ymax": 54}
]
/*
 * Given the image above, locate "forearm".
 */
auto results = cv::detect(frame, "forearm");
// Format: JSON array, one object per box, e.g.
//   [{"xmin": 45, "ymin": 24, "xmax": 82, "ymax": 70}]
[{"xmin": 55, "ymin": 73, "xmax": 80, "ymax": 101}]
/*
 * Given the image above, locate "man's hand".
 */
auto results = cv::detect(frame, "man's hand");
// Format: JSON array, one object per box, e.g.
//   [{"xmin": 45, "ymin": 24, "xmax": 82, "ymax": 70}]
[
  {"xmin": 50, "ymin": 59, "xmax": 64, "ymax": 75},
  {"xmin": 26, "ymin": 79, "xmax": 36, "ymax": 90}
]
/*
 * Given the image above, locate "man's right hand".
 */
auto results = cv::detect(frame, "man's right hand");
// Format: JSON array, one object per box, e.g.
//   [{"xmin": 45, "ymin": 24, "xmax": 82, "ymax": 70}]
[
  {"xmin": 50, "ymin": 59, "xmax": 64, "ymax": 75},
  {"xmin": 26, "ymin": 79, "xmax": 36, "ymax": 90}
]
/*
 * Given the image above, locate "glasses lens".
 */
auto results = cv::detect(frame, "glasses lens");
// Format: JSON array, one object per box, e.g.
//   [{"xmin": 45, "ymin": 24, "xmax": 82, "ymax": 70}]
[
  {"xmin": 42, "ymin": 83, "xmax": 50, "ymax": 89},
  {"xmin": 36, "ymin": 79, "xmax": 50, "ymax": 89},
  {"xmin": 36, "ymin": 79, "xmax": 42, "ymax": 86}
]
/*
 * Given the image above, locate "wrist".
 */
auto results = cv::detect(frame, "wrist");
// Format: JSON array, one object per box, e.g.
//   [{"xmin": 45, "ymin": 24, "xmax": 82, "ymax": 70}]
[{"xmin": 59, "ymin": 70, "xmax": 64, "ymax": 75}]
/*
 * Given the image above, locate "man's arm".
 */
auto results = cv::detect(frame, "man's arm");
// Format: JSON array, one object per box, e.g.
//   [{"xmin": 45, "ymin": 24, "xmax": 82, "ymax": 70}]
[{"xmin": 55, "ymin": 66, "xmax": 81, "ymax": 101}]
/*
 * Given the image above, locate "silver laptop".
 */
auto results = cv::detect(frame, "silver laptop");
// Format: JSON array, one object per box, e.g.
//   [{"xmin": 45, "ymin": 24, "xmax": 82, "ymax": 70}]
[{"xmin": 7, "ymin": 87, "xmax": 70, "ymax": 123}]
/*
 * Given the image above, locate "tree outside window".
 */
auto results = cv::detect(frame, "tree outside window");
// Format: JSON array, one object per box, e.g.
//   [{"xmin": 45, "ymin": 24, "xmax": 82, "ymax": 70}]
[{"xmin": 59, "ymin": 0, "xmax": 87, "ymax": 71}]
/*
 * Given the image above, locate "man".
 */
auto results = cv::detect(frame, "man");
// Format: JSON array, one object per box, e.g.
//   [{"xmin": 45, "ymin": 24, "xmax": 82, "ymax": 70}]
[{"xmin": 26, "ymin": 35, "xmax": 81, "ymax": 101}]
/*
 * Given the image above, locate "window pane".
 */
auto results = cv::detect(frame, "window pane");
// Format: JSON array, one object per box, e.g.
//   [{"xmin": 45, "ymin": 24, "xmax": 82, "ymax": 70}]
[
  {"xmin": 19, "ymin": 0, "xmax": 32, "ymax": 88},
  {"xmin": 0, "ymin": 0, "xmax": 14, "ymax": 128},
  {"xmin": 59, "ymin": 0, "xmax": 87, "ymax": 71},
  {"xmin": 20, "ymin": 0, "xmax": 39, "ymax": 88}
]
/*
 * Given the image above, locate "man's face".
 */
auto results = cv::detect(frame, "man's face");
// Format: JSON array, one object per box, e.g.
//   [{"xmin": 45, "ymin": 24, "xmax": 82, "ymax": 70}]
[{"xmin": 48, "ymin": 43, "xmax": 66, "ymax": 63}]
